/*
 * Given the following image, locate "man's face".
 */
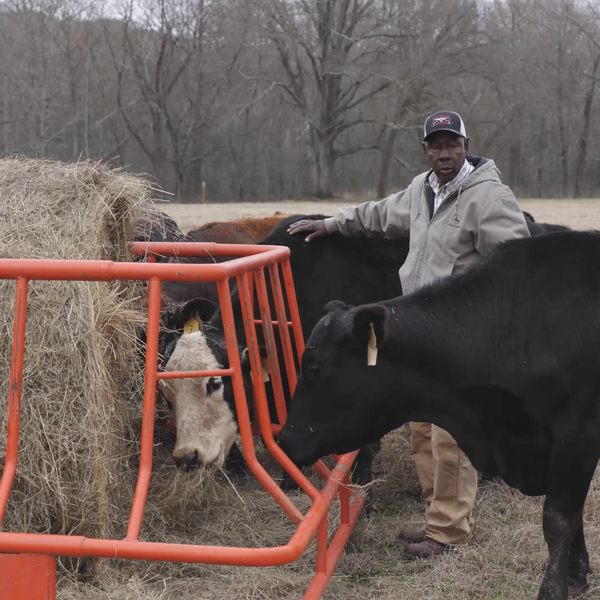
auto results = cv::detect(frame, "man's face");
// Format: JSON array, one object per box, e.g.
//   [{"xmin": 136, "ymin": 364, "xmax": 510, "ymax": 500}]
[{"xmin": 422, "ymin": 131, "xmax": 469, "ymax": 186}]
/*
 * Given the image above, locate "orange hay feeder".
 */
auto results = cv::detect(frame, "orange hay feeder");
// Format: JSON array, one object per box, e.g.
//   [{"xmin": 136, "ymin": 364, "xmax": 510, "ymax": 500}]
[{"xmin": 0, "ymin": 242, "xmax": 363, "ymax": 600}]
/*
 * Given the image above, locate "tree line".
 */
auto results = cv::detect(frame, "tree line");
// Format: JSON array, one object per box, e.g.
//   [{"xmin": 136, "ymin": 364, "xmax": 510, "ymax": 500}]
[{"xmin": 0, "ymin": 0, "xmax": 598, "ymax": 201}]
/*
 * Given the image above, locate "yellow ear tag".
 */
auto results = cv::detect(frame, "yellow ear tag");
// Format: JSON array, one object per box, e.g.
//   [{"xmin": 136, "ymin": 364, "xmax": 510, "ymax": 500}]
[
  {"xmin": 367, "ymin": 322, "xmax": 378, "ymax": 366},
  {"xmin": 260, "ymin": 355, "xmax": 271, "ymax": 382},
  {"xmin": 248, "ymin": 354, "xmax": 271, "ymax": 384},
  {"xmin": 183, "ymin": 312, "xmax": 203, "ymax": 335}
]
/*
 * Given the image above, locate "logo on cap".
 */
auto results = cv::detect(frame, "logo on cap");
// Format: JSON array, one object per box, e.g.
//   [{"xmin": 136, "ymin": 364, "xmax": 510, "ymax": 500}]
[
  {"xmin": 423, "ymin": 110, "xmax": 466, "ymax": 141},
  {"xmin": 432, "ymin": 115, "xmax": 453, "ymax": 126}
]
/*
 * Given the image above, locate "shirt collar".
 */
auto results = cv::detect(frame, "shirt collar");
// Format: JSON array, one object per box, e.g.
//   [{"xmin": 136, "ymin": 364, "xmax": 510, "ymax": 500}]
[{"xmin": 428, "ymin": 158, "xmax": 474, "ymax": 194}]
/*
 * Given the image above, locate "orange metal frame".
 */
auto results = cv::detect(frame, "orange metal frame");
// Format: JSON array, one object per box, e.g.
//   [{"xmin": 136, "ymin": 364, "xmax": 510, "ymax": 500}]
[{"xmin": 0, "ymin": 242, "xmax": 363, "ymax": 600}]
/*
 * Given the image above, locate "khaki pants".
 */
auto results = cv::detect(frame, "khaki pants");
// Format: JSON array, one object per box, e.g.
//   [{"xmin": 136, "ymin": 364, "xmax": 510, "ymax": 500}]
[{"xmin": 410, "ymin": 422, "xmax": 477, "ymax": 546}]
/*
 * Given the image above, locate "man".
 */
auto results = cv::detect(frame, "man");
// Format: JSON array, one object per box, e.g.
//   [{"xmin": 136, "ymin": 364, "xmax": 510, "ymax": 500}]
[{"xmin": 288, "ymin": 110, "xmax": 530, "ymax": 559}]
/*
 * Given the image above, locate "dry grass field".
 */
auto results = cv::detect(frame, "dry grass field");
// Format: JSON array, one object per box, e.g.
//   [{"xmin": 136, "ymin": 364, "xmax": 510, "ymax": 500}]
[
  {"xmin": 56, "ymin": 198, "xmax": 600, "ymax": 600},
  {"xmin": 159, "ymin": 198, "xmax": 600, "ymax": 233}
]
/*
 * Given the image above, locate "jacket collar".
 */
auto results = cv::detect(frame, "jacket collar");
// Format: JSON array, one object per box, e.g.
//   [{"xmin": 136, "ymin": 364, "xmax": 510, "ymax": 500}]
[
  {"xmin": 423, "ymin": 156, "xmax": 489, "ymax": 219},
  {"xmin": 424, "ymin": 155, "xmax": 488, "ymax": 189},
  {"xmin": 466, "ymin": 155, "xmax": 487, "ymax": 170}
]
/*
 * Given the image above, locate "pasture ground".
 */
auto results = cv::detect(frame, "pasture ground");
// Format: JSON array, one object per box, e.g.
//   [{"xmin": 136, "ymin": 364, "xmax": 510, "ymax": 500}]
[
  {"xmin": 59, "ymin": 199, "xmax": 600, "ymax": 600},
  {"xmin": 159, "ymin": 197, "xmax": 600, "ymax": 233}
]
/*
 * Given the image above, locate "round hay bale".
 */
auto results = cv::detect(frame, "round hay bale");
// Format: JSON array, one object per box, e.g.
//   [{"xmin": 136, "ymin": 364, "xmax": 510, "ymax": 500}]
[{"xmin": 0, "ymin": 159, "xmax": 157, "ymax": 563}]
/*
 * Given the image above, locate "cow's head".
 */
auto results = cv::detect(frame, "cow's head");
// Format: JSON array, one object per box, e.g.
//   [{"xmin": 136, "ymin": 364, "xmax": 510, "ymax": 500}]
[
  {"xmin": 160, "ymin": 329, "xmax": 238, "ymax": 470},
  {"xmin": 279, "ymin": 300, "xmax": 399, "ymax": 466}
]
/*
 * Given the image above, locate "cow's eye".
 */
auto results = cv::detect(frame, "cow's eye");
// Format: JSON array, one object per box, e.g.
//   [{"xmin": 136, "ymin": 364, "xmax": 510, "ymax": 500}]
[
  {"xmin": 206, "ymin": 377, "xmax": 223, "ymax": 395},
  {"xmin": 305, "ymin": 365, "xmax": 321, "ymax": 381}
]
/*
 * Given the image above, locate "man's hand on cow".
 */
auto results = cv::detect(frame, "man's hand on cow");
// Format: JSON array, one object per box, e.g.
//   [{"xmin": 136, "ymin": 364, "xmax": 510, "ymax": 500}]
[{"xmin": 287, "ymin": 219, "xmax": 330, "ymax": 242}]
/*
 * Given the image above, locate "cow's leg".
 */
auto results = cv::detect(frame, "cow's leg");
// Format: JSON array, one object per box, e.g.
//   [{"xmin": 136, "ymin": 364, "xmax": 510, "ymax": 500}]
[
  {"xmin": 538, "ymin": 449, "xmax": 596, "ymax": 600},
  {"xmin": 567, "ymin": 513, "xmax": 590, "ymax": 597},
  {"xmin": 539, "ymin": 502, "xmax": 581, "ymax": 600},
  {"xmin": 351, "ymin": 441, "xmax": 381, "ymax": 486},
  {"xmin": 351, "ymin": 441, "xmax": 381, "ymax": 516}
]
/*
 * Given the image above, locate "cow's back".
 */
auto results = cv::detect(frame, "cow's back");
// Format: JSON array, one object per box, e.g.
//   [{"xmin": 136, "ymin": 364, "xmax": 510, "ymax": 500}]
[
  {"xmin": 263, "ymin": 213, "xmax": 567, "ymax": 329},
  {"xmin": 260, "ymin": 215, "xmax": 408, "ymax": 335},
  {"xmin": 186, "ymin": 215, "xmax": 286, "ymax": 247}
]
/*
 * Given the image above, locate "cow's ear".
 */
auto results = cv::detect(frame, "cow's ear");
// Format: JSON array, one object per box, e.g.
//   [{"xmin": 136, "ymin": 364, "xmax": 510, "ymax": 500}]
[
  {"xmin": 241, "ymin": 348, "xmax": 251, "ymax": 372},
  {"xmin": 240, "ymin": 347, "xmax": 271, "ymax": 382},
  {"xmin": 322, "ymin": 300, "xmax": 352, "ymax": 317},
  {"xmin": 170, "ymin": 298, "xmax": 217, "ymax": 331},
  {"xmin": 351, "ymin": 304, "xmax": 389, "ymax": 348}
]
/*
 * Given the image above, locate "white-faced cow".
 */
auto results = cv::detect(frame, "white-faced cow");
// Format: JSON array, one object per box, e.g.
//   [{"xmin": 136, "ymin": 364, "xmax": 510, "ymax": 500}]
[
  {"xmin": 157, "ymin": 297, "xmax": 251, "ymax": 473},
  {"xmin": 160, "ymin": 331, "xmax": 237, "ymax": 469},
  {"xmin": 279, "ymin": 230, "xmax": 599, "ymax": 600}
]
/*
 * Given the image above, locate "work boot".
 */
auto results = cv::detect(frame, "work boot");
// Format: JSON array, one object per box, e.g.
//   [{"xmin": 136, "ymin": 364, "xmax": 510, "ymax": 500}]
[
  {"xmin": 397, "ymin": 529, "xmax": 427, "ymax": 544},
  {"xmin": 404, "ymin": 537, "xmax": 451, "ymax": 559}
]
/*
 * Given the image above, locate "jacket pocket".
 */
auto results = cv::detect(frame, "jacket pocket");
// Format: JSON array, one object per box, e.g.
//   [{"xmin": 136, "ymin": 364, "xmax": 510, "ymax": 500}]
[
  {"xmin": 429, "ymin": 249, "xmax": 457, "ymax": 282},
  {"xmin": 432, "ymin": 219, "xmax": 472, "ymax": 262}
]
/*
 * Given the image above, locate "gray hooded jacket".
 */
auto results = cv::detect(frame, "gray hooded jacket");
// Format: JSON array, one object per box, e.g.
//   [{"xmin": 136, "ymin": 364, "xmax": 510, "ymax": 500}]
[{"xmin": 324, "ymin": 156, "xmax": 530, "ymax": 295}]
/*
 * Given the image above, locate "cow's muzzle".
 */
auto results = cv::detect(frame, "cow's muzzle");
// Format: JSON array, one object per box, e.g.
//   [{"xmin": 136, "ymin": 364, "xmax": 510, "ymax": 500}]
[
  {"xmin": 279, "ymin": 427, "xmax": 320, "ymax": 467},
  {"xmin": 174, "ymin": 450, "xmax": 200, "ymax": 471}
]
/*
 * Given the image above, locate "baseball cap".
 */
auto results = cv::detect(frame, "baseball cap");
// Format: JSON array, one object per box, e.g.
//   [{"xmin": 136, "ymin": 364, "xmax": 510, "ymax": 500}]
[{"xmin": 423, "ymin": 110, "xmax": 467, "ymax": 141}]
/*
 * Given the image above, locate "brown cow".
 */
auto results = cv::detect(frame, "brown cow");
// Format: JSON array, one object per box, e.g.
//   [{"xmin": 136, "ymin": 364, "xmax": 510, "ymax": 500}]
[{"xmin": 162, "ymin": 213, "xmax": 288, "ymax": 304}]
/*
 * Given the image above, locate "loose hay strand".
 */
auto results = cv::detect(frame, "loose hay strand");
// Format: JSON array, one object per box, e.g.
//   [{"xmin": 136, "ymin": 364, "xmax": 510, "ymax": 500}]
[{"xmin": 216, "ymin": 463, "xmax": 247, "ymax": 507}]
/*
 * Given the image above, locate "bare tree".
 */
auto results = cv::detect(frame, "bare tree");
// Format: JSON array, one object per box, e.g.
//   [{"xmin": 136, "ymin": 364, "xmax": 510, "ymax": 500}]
[
  {"xmin": 375, "ymin": 0, "xmax": 482, "ymax": 198},
  {"xmin": 0, "ymin": 0, "xmax": 599, "ymax": 200},
  {"xmin": 569, "ymin": 2, "xmax": 600, "ymax": 197},
  {"xmin": 256, "ymin": 0, "xmax": 392, "ymax": 198},
  {"xmin": 104, "ymin": 0, "xmax": 245, "ymax": 195}
]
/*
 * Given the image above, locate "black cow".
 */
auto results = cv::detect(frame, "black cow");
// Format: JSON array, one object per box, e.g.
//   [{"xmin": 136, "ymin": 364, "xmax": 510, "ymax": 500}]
[
  {"xmin": 160, "ymin": 215, "xmax": 410, "ymax": 487},
  {"xmin": 133, "ymin": 207, "xmax": 183, "ymax": 260},
  {"xmin": 207, "ymin": 210, "xmax": 564, "ymax": 341},
  {"xmin": 258, "ymin": 215, "xmax": 407, "ymax": 337},
  {"xmin": 523, "ymin": 210, "xmax": 571, "ymax": 236},
  {"xmin": 160, "ymin": 214, "xmax": 568, "ymax": 479},
  {"xmin": 279, "ymin": 230, "xmax": 600, "ymax": 600}
]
